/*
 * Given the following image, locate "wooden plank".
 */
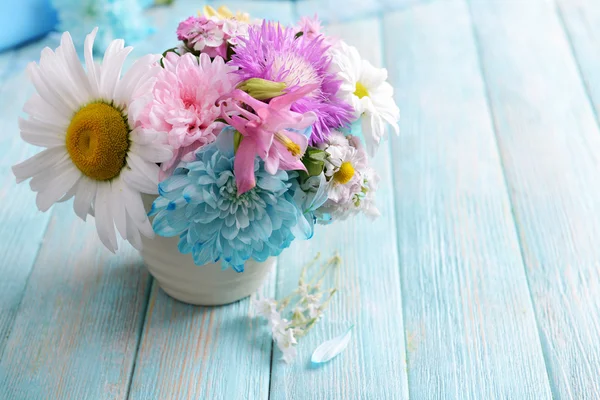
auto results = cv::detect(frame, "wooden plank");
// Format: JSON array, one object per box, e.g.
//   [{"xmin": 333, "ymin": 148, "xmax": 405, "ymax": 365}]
[
  {"xmin": 384, "ymin": 0, "xmax": 554, "ymax": 398},
  {"xmin": 468, "ymin": 0, "xmax": 600, "ymax": 397},
  {"xmin": 0, "ymin": 1, "xmax": 194, "ymax": 397},
  {"xmin": 557, "ymin": 0, "xmax": 600, "ymax": 120},
  {"xmin": 268, "ymin": 17, "xmax": 409, "ymax": 400},
  {"xmin": 0, "ymin": 203, "xmax": 150, "ymax": 399},
  {"xmin": 127, "ymin": 3, "xmax": 294, "ymax": 400},
  {"xmin": 0, "ymin": 35, "xmax": 62, "ymax": 361},
  {"xmin": 128, "ymin": 276, "xmax": 276, "ymax": 400}
]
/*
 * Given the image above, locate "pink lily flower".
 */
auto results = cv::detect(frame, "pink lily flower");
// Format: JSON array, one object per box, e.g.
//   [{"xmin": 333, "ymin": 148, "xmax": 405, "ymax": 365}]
[{"xmin": 220, "ymin": 85, "xmax": 318, "ymax": 194}]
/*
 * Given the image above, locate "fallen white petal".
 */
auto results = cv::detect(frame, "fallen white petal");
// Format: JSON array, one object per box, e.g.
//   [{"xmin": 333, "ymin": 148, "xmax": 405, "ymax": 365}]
[{"xmin": 311, "ymin": 325, "xmax": 354, "ymax": 365}]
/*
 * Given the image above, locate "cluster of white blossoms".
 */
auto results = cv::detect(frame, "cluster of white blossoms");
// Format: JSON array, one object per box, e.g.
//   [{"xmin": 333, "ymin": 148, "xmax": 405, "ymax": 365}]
[
  {"xmin": 252, "ymin": 253, "xmax": 340, "ymax": 363},
  {"xmin": 317, "ymin": 132, "xmax": 381, "ymax": 222}
]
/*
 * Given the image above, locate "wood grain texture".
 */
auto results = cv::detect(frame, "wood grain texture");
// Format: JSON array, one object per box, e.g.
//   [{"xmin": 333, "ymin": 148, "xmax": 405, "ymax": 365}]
[
  {"xmin": 0, "ymin": 36, "xmax": 62, "ymax": 362},
  {"xmin": 128, "ymin": 276, "xmax": 276, "ymax": 400},
  {"xmin": 384, "ymin": 1, "xmax": 553, "ymax": 398},
  {"xmin": 468, "ymin": 0, "xmax": 600, "ymax": 397},
  {"xmin": 268, "ymin": 17, "xmax": 410, "ymax": 400},
  {"xmin": 127, "ymin": 3, "xmax": 293, "ymax": 400},
  {"xmin": 0, "ymin": 202, "xmax": 150, "ymax": 400},
  {"xmin": 557, "ymin": 0, "xmax": 600, "ymax": 122}
]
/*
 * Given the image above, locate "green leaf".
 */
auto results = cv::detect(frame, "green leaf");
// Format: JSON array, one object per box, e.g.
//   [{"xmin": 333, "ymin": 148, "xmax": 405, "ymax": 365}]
[{"xmin": 301, "ymin": 147, "xmax": 327, "ymax": 177}]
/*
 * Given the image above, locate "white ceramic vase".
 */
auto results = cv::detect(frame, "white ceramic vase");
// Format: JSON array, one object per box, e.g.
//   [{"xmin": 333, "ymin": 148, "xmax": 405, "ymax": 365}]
[{"xmin": 140, "ymin": 195, "xmax": 275, "ymax": 306}]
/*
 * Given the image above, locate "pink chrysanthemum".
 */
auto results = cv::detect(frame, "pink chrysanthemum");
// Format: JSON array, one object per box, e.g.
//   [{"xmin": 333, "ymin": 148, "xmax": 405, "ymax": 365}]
[
  {"xmin": 230, "ymin": 21, "xmax": 353, "ymax": 144},
  {"xmin": 139, "ymin": 52, "xmax": 239, "ymax": 179}
]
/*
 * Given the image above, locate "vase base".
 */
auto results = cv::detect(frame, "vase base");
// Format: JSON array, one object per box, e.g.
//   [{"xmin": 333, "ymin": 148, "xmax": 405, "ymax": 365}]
[
  {"xmin": 140, "ymin": 195, "xmax": 276, "ymax": 306},
  {"xmin": 154, "ymin": 275, "xmax": 267, "ymax": 306}
]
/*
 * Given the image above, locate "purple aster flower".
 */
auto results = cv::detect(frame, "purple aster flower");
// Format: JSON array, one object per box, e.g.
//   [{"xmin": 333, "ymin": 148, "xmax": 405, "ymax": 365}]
[{"xmin": 230, "ymin": 21, "xmax": 353, "ymax": 144}]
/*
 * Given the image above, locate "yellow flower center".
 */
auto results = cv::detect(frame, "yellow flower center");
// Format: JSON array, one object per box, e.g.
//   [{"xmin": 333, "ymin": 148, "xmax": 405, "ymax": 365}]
[
  {"xmin": 275, "ymin": 131, "xmax": 302, "ymax": 157},
  {"xmin": 333, "ymin": 162, "xmax": 355, "ymax": 184},
  {"xmin": 202, "ymin": 5, "xmax": 250, "ymax": 22},
  {"xmin": 65, "ymin": 102, "xmax": 130, "ymax": 181},
  {"xmin": 354, "ymin": 82, "xmax": 369, "ymax": 99}
]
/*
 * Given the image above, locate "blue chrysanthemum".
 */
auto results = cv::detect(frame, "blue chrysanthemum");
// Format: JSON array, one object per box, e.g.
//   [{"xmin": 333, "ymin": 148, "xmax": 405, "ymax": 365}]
[
  {"xmin": 230, "ymin": 21, "xmax": 353, "ymax": 144},
  {"xmin": 150, "ymin": 129, "xmax": 305, "ymax": 272}
]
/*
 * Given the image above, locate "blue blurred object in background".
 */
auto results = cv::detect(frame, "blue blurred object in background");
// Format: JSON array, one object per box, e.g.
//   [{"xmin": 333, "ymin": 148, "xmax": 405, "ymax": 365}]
[
  {"xmin": 0, "ymin": 0, "xmax": 157, "ymax": 53},
  {"xmin": 51, "ymin": 0, "xmax": 153, "ymax": 52},
  {"xmin": 0, "ymin": 0, "xmax": 58, "ymax": 52}
]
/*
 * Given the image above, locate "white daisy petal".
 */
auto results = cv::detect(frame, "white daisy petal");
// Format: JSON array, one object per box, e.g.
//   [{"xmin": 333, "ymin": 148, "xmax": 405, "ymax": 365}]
[
  {"xmin": 38, "ymin": 47, "xmax": 80, "ymax": 112},
  {"xmin": 23, "ymin": 95, "xmax": 70, "ymax": 128},
  {"xmin": 29, "ymin": 156, "xmax": 72, "ymax": 191},
  {"xmin": 129, "ymin": 127, "xmax": 159, "ymax": 145},
  {"xmin": 73, "ymin": 178, "xmax": 97, "ymax": 221},
  {"xmin": 130, "ymin": 140, "xmax": 173, "ymax": 163},
  {"xmin": 122, "ymin": 182, "xmax": 152, "ymax": 225},
  {"xmin": 115, "ymin": 54, "xmax": 160, "ymax": 105},
  {"xmin": 122, "ymin": 167, "xmax": 158, "ymax": 194},
  {"xmin": 127, "ymin": 152, "xmax": 161, "ymax": 186},
  {"xmin": 58, "ymin": 31, "xmax": 93, "ymax": 103},
  {"xmin": 57, "ymin": 176, "xmax": 80, "ymax": 203},
  {"xmin": 100, "ymin": 40, "xmax": 132, "ymax": 99},
  {"xmin": 110, "ymin": 179, "xmax": 128, "ymax": 241},
  {"xmin": 125, "ymin": 212, "xmax": 143, "ymax": 250},
  {"xmin": 19, "ymin": 118, "xmax": 65, "ymax": 148},
  {"xmin": 35, "ymin": 164, "xmax": 81, "ymax": 211},
  {"xmin": 84, "ymin": 27, "xmax": 101, "ymax": 97},
  {"xmin": 12, "ymin": 146, "xmax": 68, "ymax": 183},
  {"xmin": 26, "ymin": 63, "xmax": 72, "ymax": 118},
  {"xmin": 94, "ymin": 184, "xmax": 118, "ymax": 252}
]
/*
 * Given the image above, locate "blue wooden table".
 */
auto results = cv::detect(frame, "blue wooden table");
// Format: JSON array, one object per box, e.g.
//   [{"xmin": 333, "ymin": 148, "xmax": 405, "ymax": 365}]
[{"xmin": 1, "ymin": 0, "xmax": 600, "ymax": 398}]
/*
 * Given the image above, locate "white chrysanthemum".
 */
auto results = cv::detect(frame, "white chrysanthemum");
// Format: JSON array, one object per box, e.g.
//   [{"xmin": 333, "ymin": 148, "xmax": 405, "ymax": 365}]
[
  {"xmin": 329, "ymin": 40, "xmax": 400, "ymax": 155},
  {"xmin": 12, "ymin": 28, "xmax": 172, "ymax": 252}
]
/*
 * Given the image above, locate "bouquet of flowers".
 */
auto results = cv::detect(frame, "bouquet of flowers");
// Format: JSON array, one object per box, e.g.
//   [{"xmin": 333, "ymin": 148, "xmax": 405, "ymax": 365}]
[{"xmin": 12, "ymin": 5, "xmax": 400, "ymax": 273}]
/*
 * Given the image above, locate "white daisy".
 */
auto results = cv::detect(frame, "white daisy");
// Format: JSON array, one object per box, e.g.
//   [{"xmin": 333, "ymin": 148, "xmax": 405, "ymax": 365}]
[
  {"xmin": 329, "ymin": 40, "xmax": 400, "ymax": 156},
  {"xmin": 12, "ymin": 28, "xmax": 172, "ymax": 252},
  {"xmin": 318, "ymin": 132, "xmax": 380, "ymax": 221}
]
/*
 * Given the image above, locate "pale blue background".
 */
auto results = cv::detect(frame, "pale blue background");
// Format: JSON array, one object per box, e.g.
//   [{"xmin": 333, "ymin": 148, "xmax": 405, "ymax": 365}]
[{"xmin": 1, "ymin": 0, "xmax": 600, "ymax": 398}]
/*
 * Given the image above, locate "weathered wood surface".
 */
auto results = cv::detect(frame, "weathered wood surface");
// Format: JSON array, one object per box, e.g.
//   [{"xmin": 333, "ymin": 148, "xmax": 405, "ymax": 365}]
[
  {"xmin": 0, "ymin": 0, "xmax": 600, "ymax": 398},
  {"xmin": 386, "ymin": 0, "xmax": 552, "ymax": 398},
  {"xmin": 469, "ymin": 0, "xmax": 600, "ymax": 397}
]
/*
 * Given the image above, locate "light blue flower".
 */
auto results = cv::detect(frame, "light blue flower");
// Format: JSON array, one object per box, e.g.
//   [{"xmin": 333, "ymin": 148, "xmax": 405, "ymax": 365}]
[
  {"xmin": 291, "ymin": 173, "xmax": 328, "ymax": 239},
  {"xmin": 150, "ymin": 129, "xmax": 306, "ymax": 272},
  {"xmin": 51, "ymin": 0, "xmax": 152, "ymax": 51}
]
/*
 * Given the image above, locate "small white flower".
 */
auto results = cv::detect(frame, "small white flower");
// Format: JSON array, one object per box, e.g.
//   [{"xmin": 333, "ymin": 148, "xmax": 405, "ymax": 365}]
[
  {"xmin": 305, "ymin": 293, "xmax": 322, "ymax": 304},
  {"xmin": 280, "ymin": 344, "xmax": 298, "ymax": 364},
  {"xmin": 253, "ymin": 296, "xmax": 278, "ymax": 319},
  {"xmin": 307, "ymin": 302, "xmax": 321, "ymax": 319},
  {"xmin": 329, "ymin": 40, "xmax": 399, "ymax": 155},
  {"xmin": 275, "ymin": 328, "xmax": 298, "ymax": 363},
  {"xmin": 270, "ymin": 316, "xmax": 291, "ymax": 337},
  {"xmin": 297, "ymin": 283, "xmax": 310, "ymax": 297}
]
